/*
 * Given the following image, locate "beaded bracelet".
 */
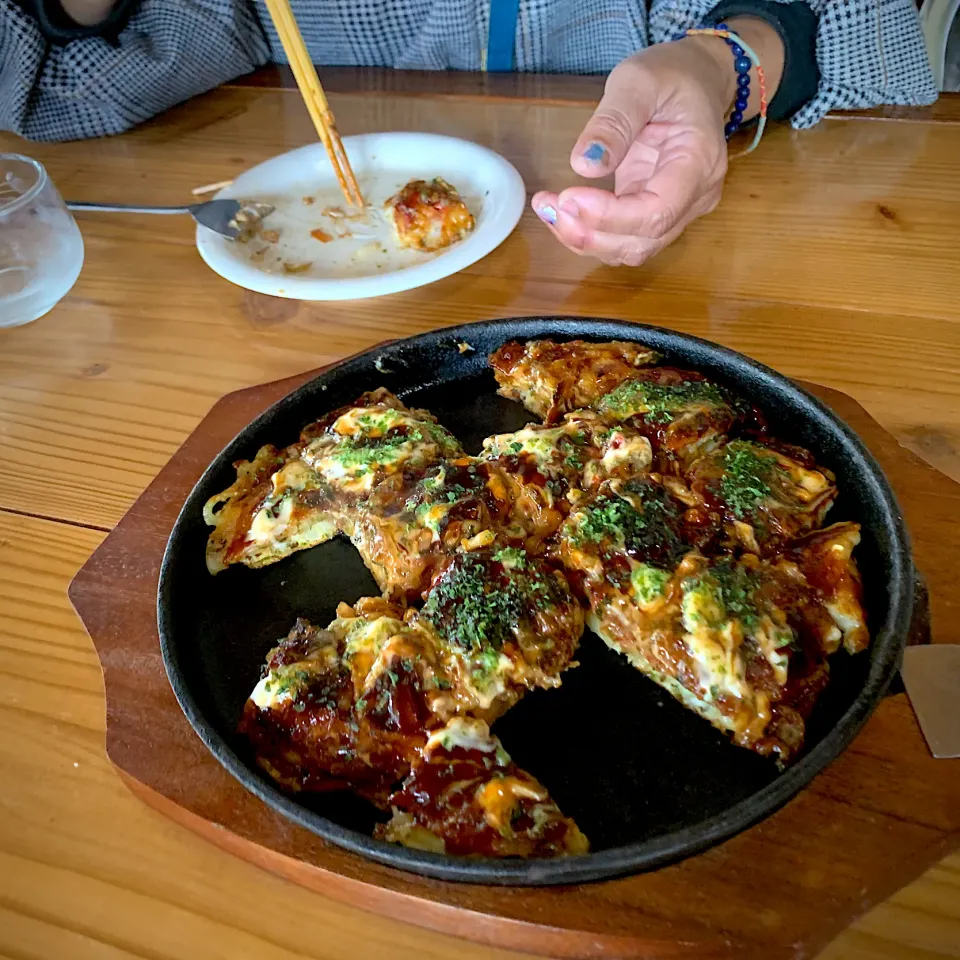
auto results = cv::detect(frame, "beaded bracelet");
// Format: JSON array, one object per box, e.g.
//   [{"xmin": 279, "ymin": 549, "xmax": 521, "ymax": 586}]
[{"xmin": 683, "ymin": 25, "xmax": 768, "ymax": 156}]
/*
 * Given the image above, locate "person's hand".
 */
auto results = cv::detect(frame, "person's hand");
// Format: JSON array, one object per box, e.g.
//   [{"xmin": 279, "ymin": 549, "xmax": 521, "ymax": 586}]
[{"xmin": 532, "ymin": 18, "xmax": 783, "ymax": 267}]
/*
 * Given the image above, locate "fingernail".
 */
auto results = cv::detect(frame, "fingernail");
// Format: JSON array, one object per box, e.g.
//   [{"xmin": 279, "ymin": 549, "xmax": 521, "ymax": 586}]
[
  {"xmin": 583, "ymin": 142, "xmax": 607, "ymax": 164},
  {"xmin": 559, "ymin": 200, "xmax": 579, "ymax": 218},
  {"xmin": 537, "ymin": 204, "xmax": 557, "ymax": 225}
]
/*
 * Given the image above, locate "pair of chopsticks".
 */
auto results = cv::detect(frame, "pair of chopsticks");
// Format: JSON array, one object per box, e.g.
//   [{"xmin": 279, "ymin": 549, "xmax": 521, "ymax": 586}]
[{"xmin": 263, "ymin": 0, "xmax": 364, "ymax": 209}]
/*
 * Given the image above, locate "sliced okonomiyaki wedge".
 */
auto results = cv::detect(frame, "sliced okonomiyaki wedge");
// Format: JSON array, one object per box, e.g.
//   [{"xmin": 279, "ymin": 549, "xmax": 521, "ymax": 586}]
[
  {"xmin": 238, "ymin": 606, "xmax": 426, "ymax": 804},
  {"xmin": 490, "ymin": 338, "xmax": 661, "ymax": 422},
  {"xmin": 348, "ymin": 456, "xmax": 517, "ymax": 603},
  {"xmin": 788, "ymin": 521, "xmax": 869, "ymax": 655},
  {"xmin": 555, "ymin": 482, "xmax": 868, "ymax": 763},
  {"xmin": 376, "ymin": 717, "xmax": 589, "ymax": 857},
  {"xmin": 412, "ymin": 544, "xmax": 585, "ymax": 718},
  {"xmin": 239, "ymin": 594, "xmax": 520, "ymax": 804},
  {"xmin": 594, "ymin": 367, "xmax": 746, "ymax": 469},
  {"xmin": 239, "ymin": 546, "xmax": 584, "ymax": 802},
  {"xmin": 203, "ymin": 388, "xmax": 462, "ymax": 573},
  {"xmin": 678, "ymin": 439, "xmax": 838, "ymax": 555},
  {"xmin": 479, "ymin": 411, "xmax": 655, "ymax": 543},
  {"xmin": 350, "ymin": 413, "xmax": 656, "ymax": 601}
]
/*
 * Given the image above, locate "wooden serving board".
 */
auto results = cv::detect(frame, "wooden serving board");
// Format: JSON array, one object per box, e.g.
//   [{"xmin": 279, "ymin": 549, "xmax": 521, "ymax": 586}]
[{"xmin": 69, "ymin": 367, "xmax": 960, "ymax": 960}]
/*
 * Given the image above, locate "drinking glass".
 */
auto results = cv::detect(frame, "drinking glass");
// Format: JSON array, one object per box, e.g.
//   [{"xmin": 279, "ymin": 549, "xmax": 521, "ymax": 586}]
[{"xmin": 0, "ymin": 154, "xmax": 84, "ymax": 328}]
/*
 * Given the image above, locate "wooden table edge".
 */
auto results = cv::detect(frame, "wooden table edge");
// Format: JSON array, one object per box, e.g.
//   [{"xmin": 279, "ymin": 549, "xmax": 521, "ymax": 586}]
[
  {"xmin": 116, "ymin": 768, "xmax": 726, "ymax": 960},
  {"xmin": 226, "ymin": 66, "xmax": 960, "ymax": 124}
]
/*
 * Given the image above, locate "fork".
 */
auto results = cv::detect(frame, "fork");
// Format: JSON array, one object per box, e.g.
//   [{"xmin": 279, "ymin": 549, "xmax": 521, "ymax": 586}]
[{"xmin": 66, "ymin": 199, "xmax": 275, "ymax": 240}]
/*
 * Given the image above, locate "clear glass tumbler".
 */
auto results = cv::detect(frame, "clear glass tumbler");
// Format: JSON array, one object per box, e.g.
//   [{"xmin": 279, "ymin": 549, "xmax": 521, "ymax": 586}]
[{"xmin": 0, "ymin": 154, "xmax": 84, "ymax": 328}]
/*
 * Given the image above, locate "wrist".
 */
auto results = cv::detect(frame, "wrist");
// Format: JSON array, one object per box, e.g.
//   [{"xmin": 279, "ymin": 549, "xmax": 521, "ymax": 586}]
[
  {"xmin": 725, "ymin": 16, "xmax": 785, "ymax": 118},
  {"xmin": 679, "ymin": 17, "xmax": 785, "ymax": 123},
  {"xmin": 676, "ymin": 33, "xmax": 739, "ymax": 120}
]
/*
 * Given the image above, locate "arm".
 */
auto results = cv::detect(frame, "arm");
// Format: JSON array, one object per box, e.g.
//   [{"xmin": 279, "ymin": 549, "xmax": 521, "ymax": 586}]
[
  {"xmin": 649, "ymin": 0, "xmax": 936, "ymax": 127},
  {"xmin": 0, "ymin": 0, "xmax": 270, "ymax": 142}
]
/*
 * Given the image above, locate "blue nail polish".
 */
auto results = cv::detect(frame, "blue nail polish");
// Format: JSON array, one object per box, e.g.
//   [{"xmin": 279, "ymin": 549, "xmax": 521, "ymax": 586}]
[
  {"xmin": 583, "ymin": 142, "xmax": 607, "ymax": 163},
  {"xmin": 537, "ymin": 205, "xmax": 557, "ymax": 225}
]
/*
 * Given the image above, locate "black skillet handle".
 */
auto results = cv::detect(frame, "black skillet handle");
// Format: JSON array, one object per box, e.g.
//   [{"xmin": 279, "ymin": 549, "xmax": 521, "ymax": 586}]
[{"xmin": 885, "ymin": 567, "xmax": 931, "ymax": 697}]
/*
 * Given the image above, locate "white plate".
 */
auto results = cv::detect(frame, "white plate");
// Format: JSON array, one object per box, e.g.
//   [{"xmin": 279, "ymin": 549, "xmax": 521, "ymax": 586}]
[{"xmin": 196, "ymin": 133, "xmax": 526, "ymax": 301}]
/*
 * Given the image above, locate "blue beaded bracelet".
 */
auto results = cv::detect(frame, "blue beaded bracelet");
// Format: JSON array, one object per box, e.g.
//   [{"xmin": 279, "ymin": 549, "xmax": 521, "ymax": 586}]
[
  {"xmin": 716, "ymin": 22, "xmax": 751, "ymax": 139},
  {"xmin": 682, "ymin": 25, "xmax": 769, "ymax": 155}
]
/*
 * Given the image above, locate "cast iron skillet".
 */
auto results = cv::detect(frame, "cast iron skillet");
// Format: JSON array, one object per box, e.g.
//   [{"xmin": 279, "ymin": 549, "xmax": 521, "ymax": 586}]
[{"xmin": 158, "ymin": 317, "xmax": 915, "ymax": 886}]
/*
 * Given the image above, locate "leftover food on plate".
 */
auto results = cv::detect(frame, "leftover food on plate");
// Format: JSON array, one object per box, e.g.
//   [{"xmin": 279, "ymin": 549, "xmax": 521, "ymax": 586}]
[
  {"xmin": 207, "ymin": 339, "xmax": 869, "ymax": 858},
  {"xmin": 235, "ymin": 176, "xmax": 476, "ymax": 280},
  {"xmin": 385, "ymin": 177, "xmax": 476, "ymax": 252}
]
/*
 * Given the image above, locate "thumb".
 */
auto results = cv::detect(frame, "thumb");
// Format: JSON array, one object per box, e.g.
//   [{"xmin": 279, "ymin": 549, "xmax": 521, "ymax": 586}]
[{"xmin": 571, "ymin": 59, "xmax": 657, "ymax": 178}]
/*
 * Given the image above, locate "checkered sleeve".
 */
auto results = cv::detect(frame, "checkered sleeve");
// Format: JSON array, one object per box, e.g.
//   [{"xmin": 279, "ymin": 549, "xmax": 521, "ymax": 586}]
[
  {"xmin": 648, "ymin": 0, "xmax": 938, "ymax": 127},
  {"xmin": 0, "ymin": 0, "xmax": 269, "ymax": 142}
]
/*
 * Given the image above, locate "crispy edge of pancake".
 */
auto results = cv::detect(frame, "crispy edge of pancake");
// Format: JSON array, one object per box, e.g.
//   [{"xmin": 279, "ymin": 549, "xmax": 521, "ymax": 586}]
[{"xmin": 489, "ymin": 339, "xmax": 662, "ymax": 421}]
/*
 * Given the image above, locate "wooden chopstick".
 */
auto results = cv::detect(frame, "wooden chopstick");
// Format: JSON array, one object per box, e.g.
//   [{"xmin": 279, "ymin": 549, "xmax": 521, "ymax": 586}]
[
  {"xmin": 263, "ymin": 0, "xmax": 364, "ymax": 208},
  {"xmin": 191, "ymin": 179, "xmax": 234, "ymax": 197}
]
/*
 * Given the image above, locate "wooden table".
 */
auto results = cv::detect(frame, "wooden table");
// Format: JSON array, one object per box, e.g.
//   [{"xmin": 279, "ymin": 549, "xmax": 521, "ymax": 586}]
[{"xmin": 1, "ymin": 70, "xmax": 959, "ymax": 960}]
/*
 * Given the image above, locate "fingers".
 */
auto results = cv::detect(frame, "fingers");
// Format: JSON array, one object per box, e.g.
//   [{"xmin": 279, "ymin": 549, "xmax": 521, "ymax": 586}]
[
  {"xmin": 557, "ymin": 150, "xmax": 704, "ymax": 241},
  {"xmin": 539, "ymin": 43, "xmax": 730, "ymax": 268},
  {"xmin": 531, "ymin": 190, "xmax": 561, "ymax": 230},
  {"xmin": 577, "ymin": 221, "xmax": 686, "ymax": 267},
  {"xmin": 531, "ymin": 188, "xmax": 721, "ymax": 268},
  {"xmin": 570, "ymin": 59, "xmax": 656, "ymax": 179}
]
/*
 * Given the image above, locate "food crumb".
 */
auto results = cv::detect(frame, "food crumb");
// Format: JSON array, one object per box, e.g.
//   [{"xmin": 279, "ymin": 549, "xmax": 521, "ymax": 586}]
[
  {"xmin": 324, "ymin": 204, "xmax": 366, "ymax": 221},
  {"xmin": 456, "ymin": 341, "xmax": 475, "ymax": 354},
  {"xmin": 310, "ymin": 228, "xmax": 334, "ymax": 243},
  {"xmin": 374, "ymin": 356, "xmax": 393, "ymax": 374},
  {"xmin": 73, "ymin": 762, "xmax": 79, "ymax": 768},
  {"xmin": 259, "ymin": 228, "xmax": 281, "ymax": 243},
  {"xmin": 303, "ymin": 196, "xmax": 315, "ymax": 205},
  {"xmin": 282, "ymin": 261, "xmax": 312, "ymax": 274},
  {"xmin": 250, "ymin": 246, "xmax": 269, "ymax": 262}
]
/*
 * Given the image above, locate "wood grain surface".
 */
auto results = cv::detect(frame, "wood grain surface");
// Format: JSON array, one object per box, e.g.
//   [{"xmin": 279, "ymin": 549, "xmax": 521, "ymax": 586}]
[{"xmin": 1, "ymin": 72, "xmax": 959, "ymax": 959}]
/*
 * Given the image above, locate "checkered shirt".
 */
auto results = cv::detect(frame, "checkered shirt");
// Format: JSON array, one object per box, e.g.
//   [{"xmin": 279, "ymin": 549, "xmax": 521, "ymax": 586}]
[{"xmin": 0, "ymin": 0, "xmax": 936, "ymax": 141}]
